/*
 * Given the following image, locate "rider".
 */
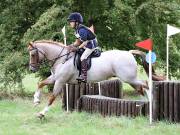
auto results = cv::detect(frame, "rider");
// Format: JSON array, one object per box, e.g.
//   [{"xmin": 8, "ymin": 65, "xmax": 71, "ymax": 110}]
[{"xmin": 67, "ymin": 12, "xmax": 98, "ymax": 83}]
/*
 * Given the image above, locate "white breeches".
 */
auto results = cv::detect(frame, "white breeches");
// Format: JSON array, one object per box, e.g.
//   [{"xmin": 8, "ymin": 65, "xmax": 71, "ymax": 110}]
[{"xmin": 80, "ymin": 48, "xmax": 96, "ymax": 61}]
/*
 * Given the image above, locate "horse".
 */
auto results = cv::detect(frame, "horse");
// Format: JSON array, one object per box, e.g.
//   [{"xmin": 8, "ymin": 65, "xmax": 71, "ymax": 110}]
[{"xmin": 28, "ymin": 40, "xmax": 164, "ymax": 119}]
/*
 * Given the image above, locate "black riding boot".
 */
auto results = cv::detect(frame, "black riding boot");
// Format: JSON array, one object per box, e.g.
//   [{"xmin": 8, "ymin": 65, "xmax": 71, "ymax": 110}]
[{"xmin": 77, "ymin": 59, "xmax": 87, "ymax": 83}]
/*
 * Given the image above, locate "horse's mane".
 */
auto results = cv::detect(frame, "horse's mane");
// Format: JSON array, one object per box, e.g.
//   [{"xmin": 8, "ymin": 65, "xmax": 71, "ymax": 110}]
[{"xmin": 34, "ymin": 40, "xmax": 66, "ymax": 47}]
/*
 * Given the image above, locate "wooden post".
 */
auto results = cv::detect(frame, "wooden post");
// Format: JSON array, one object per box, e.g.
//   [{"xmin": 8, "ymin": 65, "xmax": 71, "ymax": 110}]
[
  {"xmin": 168, "ymin": 82, "xmax": 174, "ymax": 122},
  {"xmin": 152, "ymin": 82, "xmax": 160, "ymax": 121},
  {"xmin": 174, "ymin": 82, "xmax": 179, "ymax": 122}
]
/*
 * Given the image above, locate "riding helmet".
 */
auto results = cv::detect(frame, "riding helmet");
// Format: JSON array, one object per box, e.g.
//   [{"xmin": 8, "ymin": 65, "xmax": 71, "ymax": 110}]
[{"xmin": 67, "ymin": 12, "xmax": 83, "ymax": 23}]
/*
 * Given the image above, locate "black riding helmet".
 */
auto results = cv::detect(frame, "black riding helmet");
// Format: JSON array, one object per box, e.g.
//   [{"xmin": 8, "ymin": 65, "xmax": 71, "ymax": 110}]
[{"xmin": 67, "ymin": 12, "xmax": 83, "ymax": 23}]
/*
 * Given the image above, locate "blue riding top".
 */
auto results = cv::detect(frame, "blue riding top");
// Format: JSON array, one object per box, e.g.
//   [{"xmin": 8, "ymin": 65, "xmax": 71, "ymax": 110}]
[{"xmin": 75, "ymin": 24, "xmax": 98, "ymax": 49}]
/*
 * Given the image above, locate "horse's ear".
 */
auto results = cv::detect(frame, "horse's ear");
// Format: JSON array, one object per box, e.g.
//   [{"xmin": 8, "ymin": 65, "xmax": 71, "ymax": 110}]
[
  {"xmin": 28, "ymin": 41, "xmax": 34, "ymax": 50},
  {"xmin": 29, "ymin": 41, "xmax": 33, "ymax": 46}
]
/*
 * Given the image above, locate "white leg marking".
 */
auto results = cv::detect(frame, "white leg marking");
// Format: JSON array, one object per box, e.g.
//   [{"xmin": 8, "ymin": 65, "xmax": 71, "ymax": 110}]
[{"xmin": 34, "ymin": 90, "xmax": 41, "ymax": 104}]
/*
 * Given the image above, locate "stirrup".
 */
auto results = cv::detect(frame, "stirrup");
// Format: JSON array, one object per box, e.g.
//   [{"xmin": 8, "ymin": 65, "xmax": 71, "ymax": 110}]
[{"xmin": 76, "ymin": 76, "xmax": 87, "ymax": 83}]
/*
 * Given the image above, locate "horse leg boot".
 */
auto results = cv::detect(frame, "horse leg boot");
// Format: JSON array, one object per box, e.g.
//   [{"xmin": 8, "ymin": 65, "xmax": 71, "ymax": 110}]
[
  {"xmin": 34, "ymin": 75, "xmax": 55, "ymax": 106},
  {"xmin": 34, "ymin": 81, "xmax": 50, "ymax": 105},
  {"xmin": 77, "ymin": 59, "xmax": 88, "ymax": 83},
  {"xmin": 34, "ymin": 81, "xmax": 45, "ymax": 106}
]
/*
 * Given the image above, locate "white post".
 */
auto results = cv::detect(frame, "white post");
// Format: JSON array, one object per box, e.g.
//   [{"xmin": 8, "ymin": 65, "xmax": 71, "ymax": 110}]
[
  {"xmin": 62, "ymin": 26, "xmax": 67, "ymax": 46},
  {"xmin": 166, "ymin": 35, "xmax": 169, "ymax": 81},
  {"xmin": 149, "ymin": 50, "xmax": 153, "ymax": 124},
  {"xmin": 66, "ymin": 83, "xmax": 69, "ymax": 112},
  {"xmin": 98, "ymin": 82, "xmax": 101, "ymax": 95},
  {"xmin": 64, "ymin": 36, "xmax": 67, "ymax": 46},
  {"xmin": 166, "ymin": 24, "xmax": 180, "ymax": 80}
]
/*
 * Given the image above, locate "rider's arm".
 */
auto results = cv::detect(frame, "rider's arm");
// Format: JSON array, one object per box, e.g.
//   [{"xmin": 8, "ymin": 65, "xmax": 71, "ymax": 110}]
[
  {"xmin": 72, "ymin": 39, "xmax": 81, "ymax": 47},
  {"xmin": 78, "ymin": 41, "xmax": 88, "ymax": 49}
]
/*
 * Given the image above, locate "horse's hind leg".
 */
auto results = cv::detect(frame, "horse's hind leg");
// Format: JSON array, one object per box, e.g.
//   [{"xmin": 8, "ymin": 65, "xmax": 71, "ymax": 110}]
[
  {"xmin": 130, "ymin": 83, "xmax": 144, "ymax": 95},
  {"xmin": 129, "ymin": 80, "xmax": 148, "ymax": 95}
]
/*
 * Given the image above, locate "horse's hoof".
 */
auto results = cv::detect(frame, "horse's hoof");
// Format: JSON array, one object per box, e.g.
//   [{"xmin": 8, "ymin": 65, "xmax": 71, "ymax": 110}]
[
  {"xmin": 138, "ymin": 89, "xmax": 145, "ymax": 96},
  {"xmin": 34, "ymin": 101, "xmax": 40, "ymax": 107},
  {"xmin": 36, "ymin": 112, "xmax": 45, "ymax": 120}
]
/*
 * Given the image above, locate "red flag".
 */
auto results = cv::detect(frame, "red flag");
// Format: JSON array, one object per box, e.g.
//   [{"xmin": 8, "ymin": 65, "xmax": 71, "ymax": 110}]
[{"xmin": 135, "ymin": 39, "xmax": 153, "ymax": 51}]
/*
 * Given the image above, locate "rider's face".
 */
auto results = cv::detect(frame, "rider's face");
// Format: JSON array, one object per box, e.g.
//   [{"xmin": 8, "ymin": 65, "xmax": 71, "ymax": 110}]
[{"xmin": 69, "ymin": 21, "xmax": 76, "ymax": 28}]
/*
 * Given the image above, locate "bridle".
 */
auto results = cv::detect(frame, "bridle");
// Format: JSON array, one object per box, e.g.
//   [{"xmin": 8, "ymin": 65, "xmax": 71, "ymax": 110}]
[
  {"xmin": 28, "ymin": 44, "xmax": 45, "ymax": 69},
  {"xmin": 28, "ymin": 43, "xmax": 72, "ymax": 69}
]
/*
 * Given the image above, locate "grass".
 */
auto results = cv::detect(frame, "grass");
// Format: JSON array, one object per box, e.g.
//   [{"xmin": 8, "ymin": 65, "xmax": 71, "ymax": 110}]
[
  {"xmin": 1, "ymin": 68, "xmax": 179, "ymax": 135},
  {"xmin": 22, "ymin": 74, "xmax": 40, "ymax": 93},
  {"xmin": 0, "ymin": 97, "xmax": 180, "ymax": 135}
]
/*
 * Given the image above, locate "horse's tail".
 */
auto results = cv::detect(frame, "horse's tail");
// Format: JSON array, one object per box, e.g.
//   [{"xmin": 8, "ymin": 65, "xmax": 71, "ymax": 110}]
[{"xmin": 129, "ymin": 50, "xmax": 165, "ymax": 81}]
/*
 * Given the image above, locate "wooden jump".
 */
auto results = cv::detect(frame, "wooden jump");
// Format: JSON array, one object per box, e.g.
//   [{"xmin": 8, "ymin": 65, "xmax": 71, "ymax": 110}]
[
  {"xmin": 62, "ymin": 79, "xmax": 122, "ymax": 111},
  {"xmin": 77, "ymin": 95, "xmax": 149, "ymax": 117},
  {"xmin": 152, "ymin": 81, "xmax": 180, "ymax": 122}
]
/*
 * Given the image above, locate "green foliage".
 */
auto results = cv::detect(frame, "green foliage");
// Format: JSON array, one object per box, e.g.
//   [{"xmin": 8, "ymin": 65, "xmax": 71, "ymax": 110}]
[
  {"xmin": 0, "ymin": 52, "xmax": 26, "ymax": 90},
  {"xmin": 0, "ymin": 0, "xmax": 55, "ymax": 91},
  {"xmin": 0, "ymin": 0, "xmax": 179, "ymax": 91},
  {"xmin": 22, "ymin": 5, "xmax": 65, "ymax": 43}
]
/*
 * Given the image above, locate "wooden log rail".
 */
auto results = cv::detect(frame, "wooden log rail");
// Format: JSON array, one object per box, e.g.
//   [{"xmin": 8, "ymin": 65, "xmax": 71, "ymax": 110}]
[{"xmin": 77, "ymin": 95, "xmax": 149, "ymax": 117}]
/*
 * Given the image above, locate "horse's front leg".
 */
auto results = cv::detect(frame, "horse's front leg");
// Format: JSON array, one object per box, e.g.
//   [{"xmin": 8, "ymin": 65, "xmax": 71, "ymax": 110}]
[
  {"xmin": 34, "ymin": 75, "xmax": 55, "ymax": 106},
  {"xmin": 37, "ymin": 80, "xmax": 64, "ymax": 119}
]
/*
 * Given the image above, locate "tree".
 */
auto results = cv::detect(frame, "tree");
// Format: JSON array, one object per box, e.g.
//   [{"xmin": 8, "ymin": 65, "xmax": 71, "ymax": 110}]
[{"xmin": 0, "ymin": 0, "xmax": 179, "ymax": 92}]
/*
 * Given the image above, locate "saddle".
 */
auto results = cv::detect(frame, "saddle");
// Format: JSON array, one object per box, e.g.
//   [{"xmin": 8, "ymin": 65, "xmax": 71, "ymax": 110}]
[{"xmin": 74, "ymin": 48, "xmax": 101, "ymax": 74}]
